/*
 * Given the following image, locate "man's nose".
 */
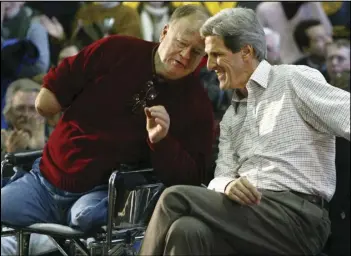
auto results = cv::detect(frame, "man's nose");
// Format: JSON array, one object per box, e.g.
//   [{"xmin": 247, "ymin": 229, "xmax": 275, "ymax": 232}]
[
  {"xmin": 324, "ymin": 37, "xmax": 333, "ymax": 47},
  {"xmin": 207, "ymin": 56, "xmax": 216, "ymax": 71},
  {"xmin": 180, "ymin": 47, "xmax": 191, "ymax": 60},
  {"xmin": 331, "ymin": 57, "xmax": 339, "ymax": 66}
]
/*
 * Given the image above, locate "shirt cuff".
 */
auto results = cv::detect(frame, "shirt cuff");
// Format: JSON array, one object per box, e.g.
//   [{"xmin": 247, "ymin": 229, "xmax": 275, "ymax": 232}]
[{"xmin": 208, "ymin": 177, "xmax": 235, "ymax": 193}]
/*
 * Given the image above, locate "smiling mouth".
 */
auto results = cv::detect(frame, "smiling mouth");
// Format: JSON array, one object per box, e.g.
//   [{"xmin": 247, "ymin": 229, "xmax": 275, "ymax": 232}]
[
  {"xmin": 172, "ymin": 60, "xmax": 186, "ymax": 69},
  {"xmin": 216, "ymin": 71, "xmax": 225, "ymax": 80}
]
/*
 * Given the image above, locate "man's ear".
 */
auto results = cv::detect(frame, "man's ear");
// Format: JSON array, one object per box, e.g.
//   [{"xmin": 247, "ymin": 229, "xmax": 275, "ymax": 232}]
[
  {"xmin": 159, "ymin": 24, "xmax": 169, "ymax": 42},
  {"xmin": 241, "ymin": 45, "xmax": 254, "ymax": 60}
]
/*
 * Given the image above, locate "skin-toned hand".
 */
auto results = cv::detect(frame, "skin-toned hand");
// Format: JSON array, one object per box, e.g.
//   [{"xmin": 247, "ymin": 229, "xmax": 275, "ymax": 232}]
[
  {"xmin": 145, "ymin": 105, "xmax": 170, "ymax": 144},
  {"xmin": 225, "ymin": 177, "xmax": 262, "ymax": 206},
  {"xmin": 39, "ymin": 15, "xmax": 65, "ymax": 41},
  {"xmin": 3, "ymin": 130, "xmax": 31, "ymax": 153}
]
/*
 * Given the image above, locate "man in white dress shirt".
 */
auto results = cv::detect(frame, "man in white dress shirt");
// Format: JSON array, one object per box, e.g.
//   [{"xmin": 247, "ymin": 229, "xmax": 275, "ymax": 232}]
[{"xmin": 139, "ymin": 7, "xmax": 350, "ymax": 256}]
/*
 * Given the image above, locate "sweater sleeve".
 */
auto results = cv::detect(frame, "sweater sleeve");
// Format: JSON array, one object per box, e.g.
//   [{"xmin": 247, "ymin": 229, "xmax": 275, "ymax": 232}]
[
  {"xmin": 42, "ymin": 36, "xmax": 111, "ymax": 110},
  {"xmin": 148, "ymin": 85, "xmax": 215, "ymax": 186}
]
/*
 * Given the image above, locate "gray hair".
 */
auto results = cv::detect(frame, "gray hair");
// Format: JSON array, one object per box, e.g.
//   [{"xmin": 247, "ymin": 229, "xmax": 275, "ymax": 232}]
[
  {"xmin": 326, "ymin": 39, "xmax": 350, "ymax": 51},
  {"xmin": 200, "ymin": 7, "xmax": 266, "ymax": 61},
  {"xmin": 169, "ymin": 4, "xmax": 209, "ymax": 24},
  {"xmin": 3, "ymin": 78, "xmax": 41, "ymax": 120}
]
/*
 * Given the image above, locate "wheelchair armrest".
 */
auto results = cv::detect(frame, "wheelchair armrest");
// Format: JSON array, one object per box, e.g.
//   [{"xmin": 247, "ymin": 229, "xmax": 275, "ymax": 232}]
[
  {"xmin": 106, "ymin": 167, "xmax": 164, "ymax": 246},
  {"xmin": 4, "ymin": 150, "xmax": 43, "ymax": 166},
  {"xmin": 115, "ymin": 168, "xmax": 157, "ymax": 190}
]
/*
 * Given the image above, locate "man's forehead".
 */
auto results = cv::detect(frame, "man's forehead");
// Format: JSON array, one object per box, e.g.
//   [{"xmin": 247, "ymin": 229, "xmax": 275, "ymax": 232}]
[
  {"xmin": 205, "ymin": 36, "xmax": 224, "ymax": 49},
  {"xmin": 327, "ymin": 45, "xmax": 350, "ymax": 55},
  {"xmin": 172, "ymin": 16, "xmax": 203, "ymax": 33},
  {"xmin": 175, "ymin": 28, "xmax": 204, "ymax": 47},
  {"xmin": 13, "ymin": 90, "xmax": 38, "ymax": 99},
  {"xmin": 307, "ymin": 24, "xmax": 327, "ymax": 35}
]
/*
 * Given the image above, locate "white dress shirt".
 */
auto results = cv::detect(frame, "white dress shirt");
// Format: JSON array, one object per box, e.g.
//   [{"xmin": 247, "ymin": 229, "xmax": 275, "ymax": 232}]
[{"xmin": 208, "ymin": 60, "xmax": 350, "ymax": 201}]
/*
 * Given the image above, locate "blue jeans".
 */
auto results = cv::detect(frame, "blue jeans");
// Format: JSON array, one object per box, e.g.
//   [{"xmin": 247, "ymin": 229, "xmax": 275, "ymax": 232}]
[{"xmin": 1, "ymin": 158, "xmax": 109, "ymax": 232}]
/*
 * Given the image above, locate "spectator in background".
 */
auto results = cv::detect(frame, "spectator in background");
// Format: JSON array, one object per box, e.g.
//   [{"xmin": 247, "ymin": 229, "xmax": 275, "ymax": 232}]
[
  {"xmin": 1, "ymin": 79, "xmax": 46, "ymax": 162},
  {"xmin": 263, "ymin": 27, "xmax": 282, "ymax": 65},
  {"xmin": 32, "ymin": 44, "xmax": 80, "ymax": 84},
  {"xmin": 322, "ymin": 2, "xmax": 350, "ymax": 40},
  {"xmin": 26, "ymin": 1, "xmax": 81, "ymax": 65},
  {"xmin": 40, "ymin": 2, "xmax": 142, "ymax": 50},
  {"xmin": 57, "ymin": 44, "xmax": 79, "ymax": 66},
  {"xmin": 324, "ymin": 39, "xmax": 350, "ymax": 256},
  {"xmin": 256, "ymin": 2, "xmax": 332, "ymax": 64},
  {"xmin": 326, "ymin": 39, "xmax": 350, "ymax": 91},
  {"xmin": 139, "ymin": 2, "xmax": 171, "ymax": 42},
  {"xmin": 1, "ymin": 2, "xmax": 50, "ymax": 79},
  {"xmin": 1, "ymin": 2, "xmax": 50, "ymax": 129},
  {"xmin": 293, "ymin": 19, "xmax": 332, "ymax": 80}
]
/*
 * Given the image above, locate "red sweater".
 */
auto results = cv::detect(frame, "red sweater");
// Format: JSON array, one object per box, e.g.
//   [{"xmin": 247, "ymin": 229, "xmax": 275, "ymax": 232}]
[{"xmin": 41, "ymin": 36, "xmax": 214, "ymax": 193}]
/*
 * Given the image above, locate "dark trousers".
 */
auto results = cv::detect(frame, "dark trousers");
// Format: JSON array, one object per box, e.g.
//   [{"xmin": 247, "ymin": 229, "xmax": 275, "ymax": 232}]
[{"xmin": 139, "ymin": 185, "xmax": 330, "ymax": 255}]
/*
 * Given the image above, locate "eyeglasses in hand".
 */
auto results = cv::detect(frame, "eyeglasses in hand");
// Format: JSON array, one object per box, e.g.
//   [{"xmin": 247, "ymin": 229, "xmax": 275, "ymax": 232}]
[{"xmin": 131, "ymin": 80, "xmax": 159, "ymax": 114}]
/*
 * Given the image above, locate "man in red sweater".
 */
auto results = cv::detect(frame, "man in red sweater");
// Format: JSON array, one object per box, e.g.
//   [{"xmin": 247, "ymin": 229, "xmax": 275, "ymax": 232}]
[{"xmin": 1, "ymin": 4, "xmax": 213, "ymax": 249}]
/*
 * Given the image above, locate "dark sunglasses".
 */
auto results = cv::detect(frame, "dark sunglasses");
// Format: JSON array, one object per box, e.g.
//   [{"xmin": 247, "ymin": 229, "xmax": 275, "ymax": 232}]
[{"xmin": 131, "ymin": 79, "xmax": 159, "ymax": 114}]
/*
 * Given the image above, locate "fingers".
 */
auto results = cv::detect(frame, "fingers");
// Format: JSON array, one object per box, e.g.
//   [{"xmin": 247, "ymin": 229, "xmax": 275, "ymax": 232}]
[
  {"xmin": 6, "ymin": 130, "xmax": 30, "ymax": 152},
  {"xmin": 226, "ymin": 177, "xmax": 262, "ymax": 206},
  {"xmin": 144, "ymin": 108, "xmax": 152, "ymax": 119},
  {"xmin": 147, "ymin": 105, "xmax": 167, "ymax": 114},
  {"xmin": 39, "ymin": 15, "xmax": 50, "ymax": 25},
  {"xmin": 241, "ymin": 177, "xmax": 262, "ymax": 201},
  {"xmin": 11, "ymin": 130, "xmax": 31, "ymax": 142},
  {"xmin": 149, "ymin": 111, "xmax": 169, "ymax": 124},
  {"xmin": 1, "ymin": 129, "xmax": 7, "ymax": 138},
  {"xmin": 145, "ymin": 106, "xmax": 170, "ymax": 124},
  {"xmin": 229, "ymin": 186, "xmax": 255, "ymax": 205},
  {"xmin": 227, "ymin": 192, "xmax": 247, "ymax": 206},
  {"xmin": 52, "ymin": 16, "xmax": 59, "ymax": 24},
  {"xmin": 154, "ymin": 118, "xmax": 168, "ymax": 129}
]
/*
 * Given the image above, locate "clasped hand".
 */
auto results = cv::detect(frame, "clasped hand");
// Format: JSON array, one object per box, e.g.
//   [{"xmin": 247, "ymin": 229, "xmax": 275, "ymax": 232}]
[
  {"xmin": 225, "ymin": 177, "xmax": 262, "ymax": 206},
  {"xmin": 144, "ymin": 105, "xmax": 170, "ymax": 144}
]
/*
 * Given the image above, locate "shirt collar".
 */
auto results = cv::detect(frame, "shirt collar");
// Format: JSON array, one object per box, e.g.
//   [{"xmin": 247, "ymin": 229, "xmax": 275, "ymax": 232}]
[
  {"xmin": 231, "ymin": 60, "xmax": 271, "ymax": 103},
  {"xmin": 249, "ymin": 60, "xmax": 271, "ymax": 89}
]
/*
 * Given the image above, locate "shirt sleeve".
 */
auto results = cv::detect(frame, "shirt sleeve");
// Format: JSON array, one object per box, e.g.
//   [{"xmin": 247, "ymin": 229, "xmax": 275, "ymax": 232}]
[
  {"xmin": 42, "ymin": 37, "xmax": 109, "ymax": 110},
  {"xmin": 207, "ymin": 107, "xmax": 238, "ymax": 193},
  {"xmin": 290, "ymin": 66, "xmax": 350, "ymax": 141}
]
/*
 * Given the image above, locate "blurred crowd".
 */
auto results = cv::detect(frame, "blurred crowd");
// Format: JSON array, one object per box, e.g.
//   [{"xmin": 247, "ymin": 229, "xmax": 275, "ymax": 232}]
[
  {"xmin": 1, "ymin": 1, "xmax": 349, "ymax": 157},
  {"xmin": 0, "ymin": 1, "xmax": 349, "ymax": 255}
]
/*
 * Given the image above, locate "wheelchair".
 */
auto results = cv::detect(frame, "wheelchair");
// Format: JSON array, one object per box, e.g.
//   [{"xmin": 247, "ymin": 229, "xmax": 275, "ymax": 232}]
[{"xmin": 1, "ymin": 150, "xmax": 164, "ymax": 256}]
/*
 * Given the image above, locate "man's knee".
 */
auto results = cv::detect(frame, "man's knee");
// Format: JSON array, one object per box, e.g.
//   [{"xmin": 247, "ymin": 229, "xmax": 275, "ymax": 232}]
[
  {"xmin": 167, "ymin": 216, "xmax": 213, "ymax": 239},
  {"xmin": 69, "ymin": 192, "xmax": 108, "ymax": 232},
  {"xmin": 165, "ymin": 216, "xmax": 213, "ymax": 253},
  {"xmin": 158, "ymin": 185, "xmax": 192, "ymax": 208}
]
